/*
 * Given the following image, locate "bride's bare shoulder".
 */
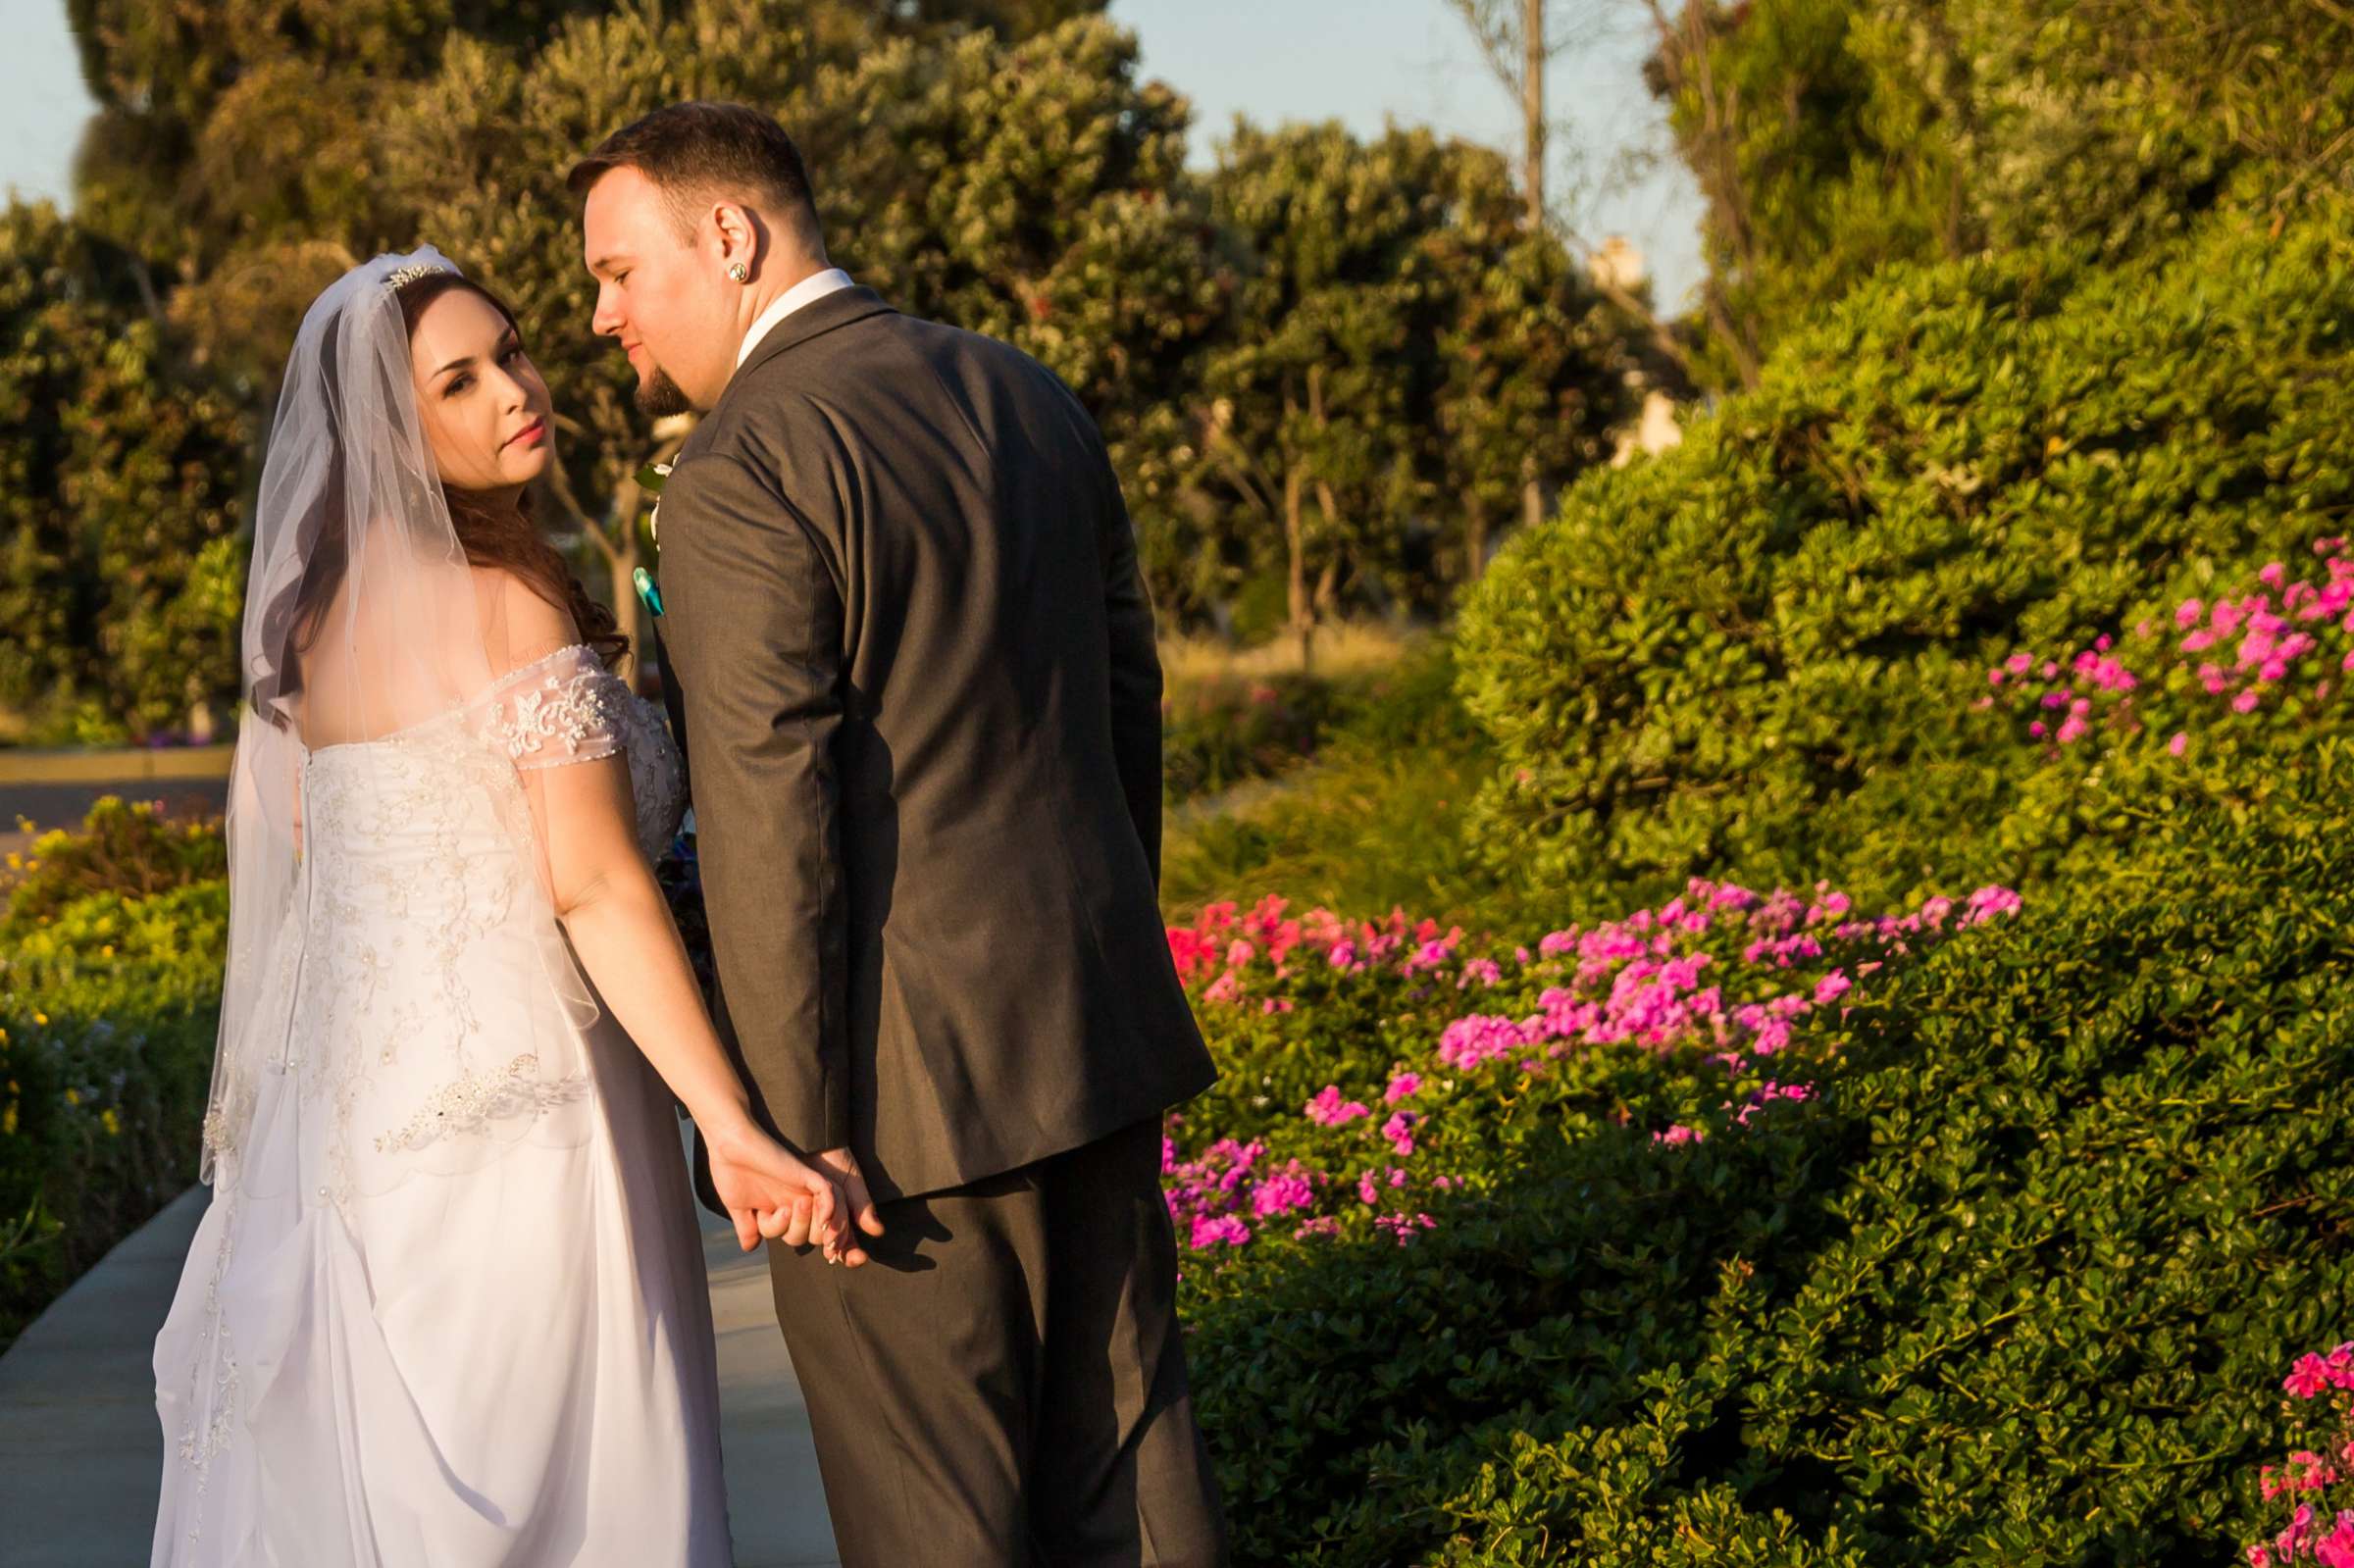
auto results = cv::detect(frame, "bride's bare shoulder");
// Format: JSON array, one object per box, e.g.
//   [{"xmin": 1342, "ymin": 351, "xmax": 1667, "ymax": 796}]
[{"xmin": 468, "ymin": 565, "xmax": 584, "ymax": 675}]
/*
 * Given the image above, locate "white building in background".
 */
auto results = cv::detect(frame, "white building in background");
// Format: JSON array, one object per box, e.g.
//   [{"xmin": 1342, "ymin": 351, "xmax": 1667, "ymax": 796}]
[
  {"xmin": 1588, "ymin": 237, "xmax": 1685, "ymax": 468},
  {"xmin": 1589, "ymin": 235, "xmax": 1647, "ymax": 295}
]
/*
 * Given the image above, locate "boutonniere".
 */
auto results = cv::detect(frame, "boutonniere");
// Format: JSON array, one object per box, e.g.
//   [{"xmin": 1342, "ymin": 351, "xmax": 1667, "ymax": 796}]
[
  {"xmin": 636, "ymin": 460, "xmax": 673, "ymax": 619},
  {"xmin": 639, "ymin": 459, "xmax": 674, "ymax": 549}
]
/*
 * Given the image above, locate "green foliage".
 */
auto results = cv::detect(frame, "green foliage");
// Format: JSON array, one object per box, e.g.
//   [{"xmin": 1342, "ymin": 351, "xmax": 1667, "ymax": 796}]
[
  {"xmin": 1159, "ymin": 645, "xmax": 1539, "ymax": 932},
  {"xmin": 0, "ymin": 202, "xmax": 249, "ymax": 740},
  {"xmin": 1455, "ymin": 202, "xmax": 2354, "ymax": 918},
  {"xmin": 0, "ymin": 798, "xmax": 227, "ymax": 1348},
  {"xmin": 1656, "ymin": 0, "xmax": 2354, "ymax": 385},
  {"xmin": 1181, "ymin": 122, "xmax": 1631, "ymax": 628},
  {"xmin": 1179, "ymin": 761, "xmax": 2351, "ymax": 1562},
  {"xmin": 2, "ymin": 797, "xmax": 229, "ymax": 936}
]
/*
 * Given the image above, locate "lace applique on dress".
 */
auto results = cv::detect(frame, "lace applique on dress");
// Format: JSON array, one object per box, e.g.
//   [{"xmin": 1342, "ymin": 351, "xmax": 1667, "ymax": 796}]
[
  {"xmin": 486, "ymin": 650, "xmax": 626, "ymax": 770},
  {"xmin": 478, "ymin": 642, "xmax": 688, "ymax": 860}
]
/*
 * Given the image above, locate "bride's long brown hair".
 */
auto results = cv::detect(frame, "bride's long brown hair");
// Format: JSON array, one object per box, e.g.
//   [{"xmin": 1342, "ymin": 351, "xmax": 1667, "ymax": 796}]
[{"xmin": 391, "ymin": 270, "xmax": 630, "ymax": 671}]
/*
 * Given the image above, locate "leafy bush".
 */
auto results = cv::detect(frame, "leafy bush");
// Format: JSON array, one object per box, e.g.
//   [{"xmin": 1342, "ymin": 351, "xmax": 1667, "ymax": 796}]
[
  {"xmin": 1171, "ymin": 751, "xmax": 2354, "ymax": 1562},
  {"xmin": 3, "ymin": 795, "xmax": 227, "ymax": 936},
  {"xmin": 0, "ymin": 801, "xmax": 225, "ymax": 1349},
  {"xmin": 1162, "ymin": 672, "xmax": 1357, "ymax": 804},
  {"xmin": 1456, "ymin": 203, "xmax": 2354, "ymax": 920}
]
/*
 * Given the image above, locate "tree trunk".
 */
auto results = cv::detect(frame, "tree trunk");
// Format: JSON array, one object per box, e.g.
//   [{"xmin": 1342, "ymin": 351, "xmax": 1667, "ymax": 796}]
[
  {"xmin": 1523, "ymin": 0, "xmax": 1547, "ymax": 228},
  {"xmin": 1283, "ymin": 388, "xmax": 1311, "ymax": 672},
  {"xmin": 1466, "ymin": 498, "xmax": 1491, "ymax": 582},
  {"xmin": 1522, "ymin": 448, "xmax": 1545, "ymax": 531},
  {"xmin": 1286, "ymin": 462, "xmax": 1311, "ymax": 674}
]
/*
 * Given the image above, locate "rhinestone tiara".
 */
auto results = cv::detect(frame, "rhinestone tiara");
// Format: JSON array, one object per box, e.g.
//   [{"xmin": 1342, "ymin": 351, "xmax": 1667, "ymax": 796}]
[{"xmin": 384, "ymin": 260, "xmax": 454, "ymax": 290}]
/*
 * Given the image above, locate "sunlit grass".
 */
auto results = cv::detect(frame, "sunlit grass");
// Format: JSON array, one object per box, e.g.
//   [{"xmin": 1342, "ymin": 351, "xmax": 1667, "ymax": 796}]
[{"xmin": 1158, "ymin": 621, "xmax": 1423, "ymax": 688}]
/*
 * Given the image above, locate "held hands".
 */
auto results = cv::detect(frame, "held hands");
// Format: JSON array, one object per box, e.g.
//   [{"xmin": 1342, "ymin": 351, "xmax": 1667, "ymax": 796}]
[
  {"xmin": 809, "ymin": 1146, "xmax": 888, "ymax": 1269},
  {"xmin": 705, "ymin": 1123, "xmax": 845, "ymax": 1257}
]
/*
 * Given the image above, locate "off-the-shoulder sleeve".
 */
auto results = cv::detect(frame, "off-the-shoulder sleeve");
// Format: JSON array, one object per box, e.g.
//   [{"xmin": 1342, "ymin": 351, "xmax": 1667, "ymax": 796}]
[{"xmin": 480, "ymin": 643, "xmax": 627, "ymax": 771}]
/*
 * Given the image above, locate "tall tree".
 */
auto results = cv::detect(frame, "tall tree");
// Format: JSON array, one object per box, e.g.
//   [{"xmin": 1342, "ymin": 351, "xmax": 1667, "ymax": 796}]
[
  {"xmin": 1442, "ymin": 0, "xmax": 1692, "ymax": 392},
  {"xmin": 1191, "ymin": 123, "xmax": 1628, "ymax": 655},
  {"xmin": 1644, "ymin": 0, "xmax": 2354, "ymax": 390},
  {"xmin": 0, "ymin": 202, "xmax": 248, "ymax": 741},
  {"xmin": 61, "ymin": 1, "xmax": 1221, "ymax": 667},
  {"xmin": 384, "ymin": 6, "xmax": 1226, "ymax": 656}
]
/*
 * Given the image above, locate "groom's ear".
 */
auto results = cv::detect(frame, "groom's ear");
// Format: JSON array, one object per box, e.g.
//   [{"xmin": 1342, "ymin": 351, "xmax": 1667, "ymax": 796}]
[{"xmin": 707, "ymin": 200, "xmax": 763, "ymax": 269}]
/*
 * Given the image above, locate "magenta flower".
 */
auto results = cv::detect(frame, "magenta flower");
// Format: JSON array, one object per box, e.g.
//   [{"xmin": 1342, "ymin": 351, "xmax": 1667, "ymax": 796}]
[
  {"xmin": 1304, "ymin": 1086, "xmax": 1370, "ymax": 1127},
  {"xmin": 1384, "ymin": 1072, "xmax": 1422, "ymax": 1103}
]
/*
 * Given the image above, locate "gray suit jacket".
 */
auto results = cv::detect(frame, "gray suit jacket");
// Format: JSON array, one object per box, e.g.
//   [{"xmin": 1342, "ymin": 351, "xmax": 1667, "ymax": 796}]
[{"xmin": 654, "ymin": 285, "xmax": 1215, "ymax": 1203}]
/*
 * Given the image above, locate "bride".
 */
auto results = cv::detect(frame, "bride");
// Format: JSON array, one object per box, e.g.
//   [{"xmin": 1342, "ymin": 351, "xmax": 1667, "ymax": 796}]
[{"xmin": 148, "ymin": 246, "xmax": 844, "ymax": 1565}]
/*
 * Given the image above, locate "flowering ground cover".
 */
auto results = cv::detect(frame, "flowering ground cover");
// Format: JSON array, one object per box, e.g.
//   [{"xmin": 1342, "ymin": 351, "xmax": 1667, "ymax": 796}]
[{"xmin": 1167, "ymin": 751, "xmax": 2354, "ymax": 1562}]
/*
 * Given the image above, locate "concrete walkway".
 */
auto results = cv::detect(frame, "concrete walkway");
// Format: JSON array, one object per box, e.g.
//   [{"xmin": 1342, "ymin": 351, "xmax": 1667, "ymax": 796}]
[{"xmin": 0, "ymin": 1154, "xmax": 841, "ymax": 1566}]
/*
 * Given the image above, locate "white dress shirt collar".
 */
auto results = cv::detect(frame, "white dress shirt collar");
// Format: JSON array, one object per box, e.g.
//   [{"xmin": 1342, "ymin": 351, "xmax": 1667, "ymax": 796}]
[{"xmin": 736, "ymin": 267, "xmax": 856, "ymax": 371}]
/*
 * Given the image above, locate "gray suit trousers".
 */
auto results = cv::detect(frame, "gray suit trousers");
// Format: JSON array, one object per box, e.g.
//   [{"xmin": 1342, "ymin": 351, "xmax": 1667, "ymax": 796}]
[{"xmin": 766, "ymin": 1116, "xmax": 1228, "ymax": 1567}]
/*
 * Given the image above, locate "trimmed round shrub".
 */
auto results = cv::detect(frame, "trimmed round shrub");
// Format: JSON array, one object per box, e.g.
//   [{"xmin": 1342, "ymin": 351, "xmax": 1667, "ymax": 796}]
[{"xmin": 1455, "ymin": 201, "xmax": 2354, "ymax": 917}]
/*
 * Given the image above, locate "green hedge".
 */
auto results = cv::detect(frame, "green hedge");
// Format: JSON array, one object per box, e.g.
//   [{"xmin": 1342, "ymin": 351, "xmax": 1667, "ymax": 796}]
[
  {"xmin": 1173, "ymin": 749, "xmax": 2354, "ymax": 1562},
  {"xmin": 1455, "ymin": 202, "xmax": 2354, "ymax": 917},
  {"xmin": 0, "ymin": 800, "xmax": 224, "ymax": 1349}
]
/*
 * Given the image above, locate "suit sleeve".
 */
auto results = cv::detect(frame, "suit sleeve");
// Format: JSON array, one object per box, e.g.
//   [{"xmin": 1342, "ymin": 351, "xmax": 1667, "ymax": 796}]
[
  {"xmin": 658, "ymin": 450, "xmax": 849, "ymax": 1153},
  {"xmin": 1089, "ymin": 427, "xmax": 1166, "ymax": 884}
]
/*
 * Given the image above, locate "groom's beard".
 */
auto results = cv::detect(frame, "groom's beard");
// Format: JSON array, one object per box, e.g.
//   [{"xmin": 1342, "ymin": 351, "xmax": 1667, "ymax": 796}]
[{"xmin": 636, "ymin": 363, "xmax": 692, "ymax": 419}]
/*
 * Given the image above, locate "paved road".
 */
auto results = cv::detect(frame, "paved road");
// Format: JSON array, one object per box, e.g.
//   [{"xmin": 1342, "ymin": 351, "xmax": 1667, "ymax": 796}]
[
  {"xmin": 0, "ymin": 781, "xmax": 230, "ymax": 867},
  {"xmin": 0, "ymin": 1131, "xmax": 842, "ymax": 1568}
]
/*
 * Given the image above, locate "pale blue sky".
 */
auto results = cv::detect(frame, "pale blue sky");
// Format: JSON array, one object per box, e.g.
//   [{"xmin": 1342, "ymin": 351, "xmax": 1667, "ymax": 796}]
[{"xmin": 0, "ymin": 0, "xmax": 1702, "ymax": 307}]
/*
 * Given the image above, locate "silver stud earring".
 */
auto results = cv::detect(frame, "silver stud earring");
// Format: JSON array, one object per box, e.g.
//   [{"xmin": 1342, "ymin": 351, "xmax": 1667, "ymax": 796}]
[{"xmin": 727, "ymin": 262, "xmax": 748, "ymax": 282}]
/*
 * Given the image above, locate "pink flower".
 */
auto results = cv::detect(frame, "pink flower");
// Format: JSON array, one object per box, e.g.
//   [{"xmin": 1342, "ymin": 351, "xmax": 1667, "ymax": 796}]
[
  {"xmin": 1251, "ymin": 1174, "xmax": 1316, "ymax": 1218},
  {"xmin": 1457, "ymin": 958, "xmax": 1503, "ymax": 989},
  {"xmin": 1384, "ymin": 1072, "xmax": 1422, "ymax": 1103},
  {"xmin": 1381, "ymin": 1112, "xmax": 1417, "ymax": 1157},
  {"xmin": 1189, "ymin": 1214, "xmax": 1251, "ymax": 1248},
  {"xmin": 1304, "ymin": 1086, "xmax": 1370, "ymax": 1127},
  {"xmin": 2168, "ymin": 732, "xmax": 2188, "ymax": 757},
  {"xmin": 2233, "ymin": 688, "xmax": 2263, "ymax": 714}
]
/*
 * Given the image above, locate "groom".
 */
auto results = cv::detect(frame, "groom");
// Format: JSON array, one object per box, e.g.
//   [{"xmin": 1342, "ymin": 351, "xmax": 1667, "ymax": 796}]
[{"xmin": 569, "ymin": 104, "xmax": 1227, "ymax": 1564}]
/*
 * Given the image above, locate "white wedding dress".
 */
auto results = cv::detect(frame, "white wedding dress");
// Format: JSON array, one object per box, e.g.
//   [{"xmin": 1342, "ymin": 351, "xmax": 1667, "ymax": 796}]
[{"xmin": 151, "ymin": 643, "xmax": 731, "ymax": 1566}]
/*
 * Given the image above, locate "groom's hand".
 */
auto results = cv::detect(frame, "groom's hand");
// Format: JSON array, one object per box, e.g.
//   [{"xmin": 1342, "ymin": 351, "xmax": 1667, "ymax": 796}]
[
  {"xmin": 706, "ymin": 1124, "xmax": 842, "ymax": 1256},
  {"xmin": 812, "ymin": 1147, "xmax": 886, "ymax": 1268}
]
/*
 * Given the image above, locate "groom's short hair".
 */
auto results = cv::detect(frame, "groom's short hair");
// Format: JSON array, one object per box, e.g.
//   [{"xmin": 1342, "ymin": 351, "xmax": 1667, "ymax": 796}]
[{"xmin": 568, "ymin": 102, "xmax": 822, "ymax": 248}]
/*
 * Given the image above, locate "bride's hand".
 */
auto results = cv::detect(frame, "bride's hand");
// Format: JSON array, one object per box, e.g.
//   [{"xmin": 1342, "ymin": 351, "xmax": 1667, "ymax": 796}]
[{"xmin": 704, "ymin": 1122, "xmax": 844, "ymax": 1256}]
